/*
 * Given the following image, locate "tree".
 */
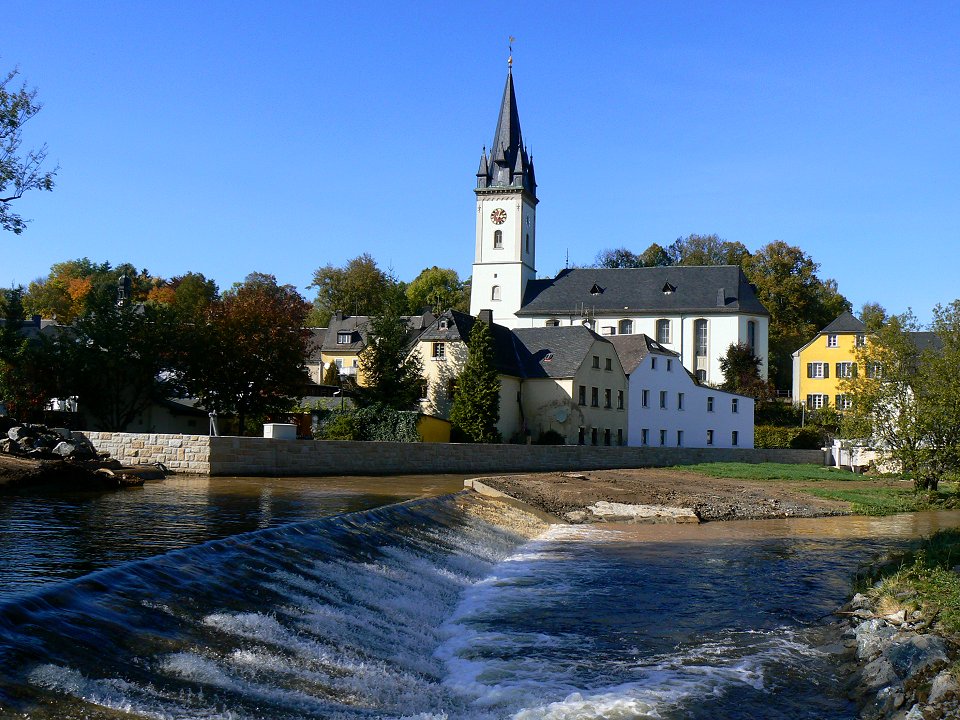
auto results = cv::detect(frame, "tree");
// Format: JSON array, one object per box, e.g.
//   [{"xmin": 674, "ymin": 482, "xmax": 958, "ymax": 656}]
[
  {"xmin": 718, "ymin": 342, "xmax": 774, "ymax": 401},
  {"xmin": 859, "ymin": 302, "xmax": 888, "ymax": 333},
  {"xmin": 178, "ymin": 273, "xmax": 310, "ymax": 434},
  {"xmin": 742, "ymin": 241, "xmax": 850, "ymax": 390},
  {"xmin": 58, "ymin": 290, "xmax": 179, "ymax": 431},
  {"xmin": 355, "ymin": 300, "xmax": 423, "ymax": 410},
  {"xmin": 594, "ymin": 247, "xmax": 643, "ymax": 268},
  {"xmin": 322, "ymin": 362, "xmax": 341, "ymax": 386},
  {"xmin": 449, "ymin": 320, "xmax": 501, "ymax": 443},
  {"xmin": 0, "ymin": 287, "xmax": 62, "ymax": 420},
  {"xmin": 406, "ymin": 266, "xmax": 467, "ymax": 314},
  {"xmin": 638, "ymin": 243, "xmax": 672, "ymax": 267},
  {"xmin": 667, "ymin": 234, "xmax": 751, "ymax": 266},
  {"xmin": 1, "ymin": 68, "xmax": 57, "ymax": 234},
  {"xmin": 308, "ymin": 254, "xmax": 403, "ymax": 327}
]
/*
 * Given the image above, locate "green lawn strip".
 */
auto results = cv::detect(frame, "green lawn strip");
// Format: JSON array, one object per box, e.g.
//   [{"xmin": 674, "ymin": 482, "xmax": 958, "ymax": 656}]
[
  {"xmin": 867, "ymin": 530, "xmax": 960, "ymax": 633},
  {"xmin": 675, "ymin": 462, "xmax": 849, "ymax": 482},
  {"xmin": 805, "ymin": 487, "xmax": 954, "ymax": 516}
]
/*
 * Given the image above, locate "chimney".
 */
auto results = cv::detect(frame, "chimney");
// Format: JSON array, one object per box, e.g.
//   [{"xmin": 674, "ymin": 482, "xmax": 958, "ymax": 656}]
[
  {"xmin": 478, "ymin": 309, "xmax": 493, "ymax": 326},
  {"xmin": 32, "ymin": 315, "xmax": 42, "ymax": 328},
  {"xmin": 334, "ymin": 310, "xmax": 343, "ymax": 322}
]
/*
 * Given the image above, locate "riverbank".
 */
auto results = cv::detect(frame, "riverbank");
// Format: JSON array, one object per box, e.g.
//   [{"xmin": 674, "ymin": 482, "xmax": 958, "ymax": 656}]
[{"xmin": 0, "ymin": 453, "xmax": 159, "ymax": 490}]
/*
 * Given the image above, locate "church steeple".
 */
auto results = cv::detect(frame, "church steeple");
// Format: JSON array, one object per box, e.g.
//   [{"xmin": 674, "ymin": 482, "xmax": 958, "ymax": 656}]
[{"xmin": 476, "ymin": 67, "xmax": 537, "ymax": 198}]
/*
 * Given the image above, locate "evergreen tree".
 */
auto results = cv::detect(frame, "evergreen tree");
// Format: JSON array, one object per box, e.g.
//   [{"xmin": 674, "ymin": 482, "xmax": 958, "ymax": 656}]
[
  {"xmin": 718, "ymin": 342, "xmax": 774, "ymax": 401},
  {"xmin": 356, "ymin": 301, "xmax": 423, "ymax": 410},
  {"xmin": 322, "ymin": 362, "xmax": 341, "ymax": 386},
  {"xmin": 449, "ymin": 320, "xmax": 501, "ymax": 443}
]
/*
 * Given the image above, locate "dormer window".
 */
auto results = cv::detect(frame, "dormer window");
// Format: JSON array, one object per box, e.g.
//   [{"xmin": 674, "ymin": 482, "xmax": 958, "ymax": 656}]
[
  {"xmin": 438, "ymin": 319, "xmax": 449, "ymax": 330},
  {"xmin": 589, "ymin": 283, "xmax": 604, "ymax": 295},
  {"xmin": 662, "ymin": 282, "xmax": 676, "ymax": 294},
  {"xmin": 337, "ymin": 331, "xmax": 352, "ymax": 344}
]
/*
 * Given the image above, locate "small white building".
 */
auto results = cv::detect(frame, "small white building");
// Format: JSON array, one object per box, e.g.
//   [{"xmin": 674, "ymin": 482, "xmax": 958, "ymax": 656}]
[{"xmin": 609, "ymin": 334, "xmax": 754, "ymax": 449}]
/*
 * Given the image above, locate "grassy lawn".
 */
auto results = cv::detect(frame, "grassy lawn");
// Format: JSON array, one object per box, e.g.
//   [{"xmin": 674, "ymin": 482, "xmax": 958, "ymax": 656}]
[
  {"xmin": 676, "ymin": 462, "xmax": 850, "ymax": 482},
  {"xmin": 679, "ymin": 462, "xmax": 960, "ymax": 515},
  {"xmin": 866, "ymin": 529, "xmax": 960, "ymax": 633}
]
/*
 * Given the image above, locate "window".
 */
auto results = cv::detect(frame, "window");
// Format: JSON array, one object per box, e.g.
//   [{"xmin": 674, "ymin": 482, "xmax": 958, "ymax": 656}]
[
  {"xmin": 651, "ymin": 357, "xmax": 657, "ymax": 370},
  {"xmin": 827, "ymin": 334, "xmax": 838, "ymax": 348},
  {"xmin": 666, "ymin": 359, "xmax": 672, "ymax": 371},
  {"xmin": 677, "ymin": 393, "xmax": 684, "ymax": 410},
  {"xmin": 605, "ymin": 358, "xmax": 612, "ymax": 371},
  {"xmin": 334, "ymin": 358, "xmax": 343, "ymax": 368},
  {"xmin": 806, "ymin": 394, "xmax": 828, "ymax": 409},
  {"xmin": 493, "ymin": 230, "xmax": 503, "ymax": 248},
  {"xmin": 747, "ymin": 320, "xmax": 756, "ymax": 352},
  {"xmin": 578, "ymin": 427, "xmax": 585, "ymax": 445},
  {"xmin": 578, "ymin": 385, "xmax": 587, "ymax": 406},
  {"xmin": 696, "ymin": 369, "xmax": 707, "ymax": 382},
  {"xmin": 641, "ymin": 428, "xmax": 649, "ymax": 446},
  {"xmin": 619, "ymin": 319, "xmax": 633, "ymax": 335},
  {"xmin": 591, "ymin": 428, "xmax": 598, "ymax": 446},
  {"xmin": 446, "ymin": 379, "xmax": 457, "ymax": 400},
  {"xmin": 604, "ymin": 429, "xmax": 611, "ymax": 446},
  {"xmin": 806, "ymin": 362, "xmax": 829, "ymax": 379},
  {"xmin": 732, "ymin": 431, "xmax": 739, "ymax": 446},
  {"xmin": 835, "ymin": 394, "xmax": 852, "ymax": 410},
  {"xmin": 419, "ymin": 380, "xmax": 429, "ymax": 400},
  {"xmin": 836, "ymin": 362, "xmax": 856, "ymax": 379},
  {"xmin": 545, "ymin": 318, "xmax": 560, "ymax": 327},
  {"xmin": 856, "ymin": 334, "xmax": 866, "ymax": 347},
  {"xmin": 659, "ymin": 391, "xmax": 667, "ymax": 409},
  {"xmin": 707, "ymin": 396, "xmax": 714, "ymax": 412},
  {"xmin": 617, "ymin": 429, "xmax": 623, "ymax": 446},
  {"xmin": 604, "ymin": 389, "xmax": 612, "ymax": 408},
  {"xmin": 657, "ymin": 319, "xmax": 671, "ymax": 344},
  {"xmin": 432, "ymin": 342, "xmax": 445, "ymax": 360},
  {"xmin": 659, "ymin": 429, "xmax": 666, "ymax": 446},
  {"xmin": 337, "ymin": 331, "xmax": 352, "ymax": 344},
  {"xmin": 491, "ymin": 285, "xmax": 501, "ymax": 301},
  {"xmin": 601, "ymin": 326, "xmax": 615, "ymax": 335},
  {"xmin": 866, "ymin": 362, "xmax": 882, "ymax": 379},
  {"xmin": 591, "ymin": 387, "xmax": 599, "ymax": 407},
  {"xmin": 641, "ymin": 389, "xmax": 649, "ymax": 408},
  {"xmin": 617, "ymin": 390, "xmax": 624, "ymax": 409},
  {"xmin": 525, "ymin": 233, "xmax": 530, "ymax": 252},
  {"xmin": 438, "ymin": 318, "xmax": 449, "ymax": 330},
  {"xmin": 677, "ymin": 430, "xmax": 684, "ymax": 447},
  {"xmin": 731, "ymin": 398, "xmax": 739, "ymax": 413},
  {"xmin": 592, "ymin": 355, "xmax": 600, "ymax": 369},
  {"xmin": 707, "ymin": 429, "xmax": 714, "ymax": 446},
  {"xmin": 695, "ymin": 319, "xmax": 708, "ymax": 357}
]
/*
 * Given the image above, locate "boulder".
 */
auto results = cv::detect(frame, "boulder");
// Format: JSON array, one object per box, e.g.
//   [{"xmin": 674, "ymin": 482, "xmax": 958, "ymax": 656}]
[
  {"xmin": 885, "ymin": 634, "xmax": 949, "ymax": 681},
  {"xmin": 51, "ymin": 441, "xmax": 77, "ymax": 458},
  {"xmin": 7, "ymin": 426, "xmax": 32, "ymax": 442},
  {"xmin": 927, "ymin": 669, "xmax": 960, "ymax": 704},
  {"xmin": 856, "ymin": 619, "xmax": 898, "ymax": 660}
]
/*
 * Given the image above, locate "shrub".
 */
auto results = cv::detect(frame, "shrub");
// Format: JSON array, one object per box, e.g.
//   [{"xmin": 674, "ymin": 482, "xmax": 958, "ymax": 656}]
[
  {"xmin": 754, "ymin": 424, "xmax": 827, "ymax": 449},
  {"xmin": 313, "ymin": 403, "xmax": 420, "ymax": 442}
]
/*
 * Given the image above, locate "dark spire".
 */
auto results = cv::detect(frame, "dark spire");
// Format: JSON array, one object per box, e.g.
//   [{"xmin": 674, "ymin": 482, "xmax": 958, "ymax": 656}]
[{"xmin": 476, "ymin": 65, "xmax": 536, "ymax": 198}]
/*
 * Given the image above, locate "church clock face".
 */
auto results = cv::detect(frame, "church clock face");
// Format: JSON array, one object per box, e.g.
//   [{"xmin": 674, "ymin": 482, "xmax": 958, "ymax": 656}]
[{"xmin": 490, "ymin": 208, "xmax": 507, "ymax": 225}]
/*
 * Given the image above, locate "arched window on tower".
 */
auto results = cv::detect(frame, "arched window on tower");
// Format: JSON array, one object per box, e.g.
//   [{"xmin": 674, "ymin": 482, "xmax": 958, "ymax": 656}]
[
  {"xmin": 525, "ymin": 233, "xmax": 530, "ymax": 252},
  {"xmin": 491, "ymin": 285, "xmax": 501, "ymax": 301},
  {"xmin": 747, "ymin": 320, "xmax": 756, "ymax": 352},
  {"xmin": 494, "ymin": 230, "xmax": 503, "ymax": 248}
]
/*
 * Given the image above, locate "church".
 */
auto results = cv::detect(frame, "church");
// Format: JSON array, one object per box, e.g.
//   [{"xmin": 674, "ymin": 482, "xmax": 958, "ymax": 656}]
[{"xmin": 468, "ymin": 62, "xmax": 770, "ymax": 386}]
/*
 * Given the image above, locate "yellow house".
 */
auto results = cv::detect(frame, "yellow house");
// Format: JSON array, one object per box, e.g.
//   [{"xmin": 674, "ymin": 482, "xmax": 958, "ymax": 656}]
[{"xmin": 791, "ymin": 311, "xmax": 866, "ymax": 410}]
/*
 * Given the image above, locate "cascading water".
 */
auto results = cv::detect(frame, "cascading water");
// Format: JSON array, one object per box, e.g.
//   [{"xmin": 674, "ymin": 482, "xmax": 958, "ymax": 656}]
[{"xmin": 2, "ymin": 491, "xmax": 958, "ymax": 719}]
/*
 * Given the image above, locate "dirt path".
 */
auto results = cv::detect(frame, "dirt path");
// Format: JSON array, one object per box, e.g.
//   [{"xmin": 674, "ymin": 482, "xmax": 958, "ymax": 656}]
[{"xmin": 475, "ymin": 468, "xmax": 860, "ymax": 522}]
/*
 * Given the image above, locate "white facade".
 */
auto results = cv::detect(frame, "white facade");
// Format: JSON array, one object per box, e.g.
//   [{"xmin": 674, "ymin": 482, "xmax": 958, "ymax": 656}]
[
  {"xmin": 469, "ymin": 189, "xmax": 537, "ymax": 324},
  {"xmin": 623, "ymin": 350, "xmax": 754, "ymax": 449}
]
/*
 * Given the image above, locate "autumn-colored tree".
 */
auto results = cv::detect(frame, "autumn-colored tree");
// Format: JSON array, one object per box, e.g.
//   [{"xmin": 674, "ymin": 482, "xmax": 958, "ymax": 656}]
[
  {"xmin": 308, "ymin": 254, "xmax": 403, "ymax": 327},
  {"xmin": 178, "ymin": 273, "xmax": 310, "ymax": 434},
  {"xmin": 405, "ymin": 266, "xmax": 467, "ymax": 314},
  {"xmin": 742, "ymin": 241, "xmax": 850, "ymax": 389},
  {"xmin": 168, "ymin": 273, "xmax": 219, "ymax": 321},
  {"xmin": 1, "ymin": 68, "xmax": 57, "ymax": 234}
]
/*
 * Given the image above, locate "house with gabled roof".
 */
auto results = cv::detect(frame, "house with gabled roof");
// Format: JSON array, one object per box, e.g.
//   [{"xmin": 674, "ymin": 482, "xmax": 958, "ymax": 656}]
[
  {"xmin": 610, "ymin": 334, "xmax": 754, "ymax": 448},
  {"xmin": 466, "ymin": 61, "xmax": 769, "ymax": 387},
  {"xmin": 792, "ymin": 311, "xmax": 867, "ymax": 411}
]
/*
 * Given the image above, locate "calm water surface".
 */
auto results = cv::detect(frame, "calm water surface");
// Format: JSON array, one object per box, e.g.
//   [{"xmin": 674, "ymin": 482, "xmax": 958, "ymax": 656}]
[{"xmin": 0, "ymin": 474, "xmax": 468, "ymax": 601}]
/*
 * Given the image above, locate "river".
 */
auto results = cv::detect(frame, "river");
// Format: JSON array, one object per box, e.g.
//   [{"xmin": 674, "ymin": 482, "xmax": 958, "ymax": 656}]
[{"xmin": 1, "ymin": 475, "xmax": 959, "ymax": 719}]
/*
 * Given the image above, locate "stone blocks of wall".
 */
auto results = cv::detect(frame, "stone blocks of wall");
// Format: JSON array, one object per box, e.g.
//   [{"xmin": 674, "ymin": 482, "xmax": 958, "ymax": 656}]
[
  {"xmin": 79, "ymin": 432, "xmax": 211, "ymax": 474},
  {"xmin": 79, "ymin": 432, "xmax": 826, "ymax": 477}
]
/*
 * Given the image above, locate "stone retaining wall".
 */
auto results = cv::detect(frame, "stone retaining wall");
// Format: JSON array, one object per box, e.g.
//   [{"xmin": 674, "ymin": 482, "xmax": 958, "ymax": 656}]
[{"xmin": 79, "ymin": 432, "xmax": 827, "ymax": 476}]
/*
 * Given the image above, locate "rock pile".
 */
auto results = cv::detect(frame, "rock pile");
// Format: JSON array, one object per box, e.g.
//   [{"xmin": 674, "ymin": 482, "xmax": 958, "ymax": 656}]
[
  {"xmin": 842, "ymin": 592, "xmax": 960, "ymax": 719},
  {"xmin": 0, "ymin": 417, "xmax": 98, "ymax": 462}
]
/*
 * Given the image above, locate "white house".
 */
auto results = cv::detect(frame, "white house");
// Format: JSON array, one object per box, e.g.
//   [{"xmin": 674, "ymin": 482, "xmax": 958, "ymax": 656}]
[
  {"xmin": 467, "ymin": 63, "xmax": 770, "ymax": 386},
  {"xmin": 609, "ymin": 334, "xmax": 755, "ymax": 449}
]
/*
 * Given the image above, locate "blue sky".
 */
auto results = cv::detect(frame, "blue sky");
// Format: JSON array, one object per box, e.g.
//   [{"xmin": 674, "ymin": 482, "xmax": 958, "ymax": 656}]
[{"xmin": 4, "ymin": 2, "xmax": 959, "ymax": 323}]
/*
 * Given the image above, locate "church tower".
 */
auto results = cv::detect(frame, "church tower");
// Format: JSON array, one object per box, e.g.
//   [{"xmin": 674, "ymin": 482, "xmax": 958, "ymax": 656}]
[{"xmin": 469, "ymin": 60, "xmax": 538, "ymax": 327}]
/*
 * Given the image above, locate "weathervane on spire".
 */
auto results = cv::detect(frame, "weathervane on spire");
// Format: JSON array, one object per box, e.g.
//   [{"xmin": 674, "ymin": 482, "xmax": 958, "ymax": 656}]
[{"xmin": 508, "ymin": 36, "xmax": 515, "ymax": 68}]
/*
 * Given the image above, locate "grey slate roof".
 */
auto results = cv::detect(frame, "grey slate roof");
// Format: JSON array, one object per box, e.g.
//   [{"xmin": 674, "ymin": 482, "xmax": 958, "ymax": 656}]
[
  {"xmin": 476, "ymin": 68, "xmax": 536, "ymax": 198},
  {"xmin": 607, "ymin": 334, "xmax": 678, "ymax": 375},
  {"xmin": 910, "ymin": 332, "xmax": 943, "ymax": 354},
  {"xmin": 306, "ymin": 328, "xmax": 326, "ymax": 361},
  {"xmin": 418, "ymin": 310, "xmax": 524, "ymax": 376},
  {"xmin": 517, "ymin": 265, "xmax": 769, "ymax": 317},
  {"xmin": 321, "ymin": 312, "xmax": 434, "ymax": 353},
  {"xmin": 511, "ymin": 325, "xmax": 607, "ymax": 379},
  {"xmin": 820, "ymin": 311, "xmax": 866, "ymax": 334}
]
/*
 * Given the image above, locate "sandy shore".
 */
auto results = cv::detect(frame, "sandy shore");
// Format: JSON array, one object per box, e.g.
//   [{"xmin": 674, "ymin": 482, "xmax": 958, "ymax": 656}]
[{"xmin": 473, "ymin": 467, "xmax": 856, "ymax": 522}]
